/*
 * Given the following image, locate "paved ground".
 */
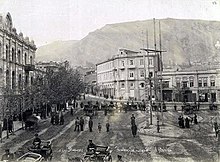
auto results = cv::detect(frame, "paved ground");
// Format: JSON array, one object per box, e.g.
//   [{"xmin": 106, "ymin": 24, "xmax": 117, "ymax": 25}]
[{"xmin": 0, "ymin": 106, "xmax": 219, "ymax": 162}]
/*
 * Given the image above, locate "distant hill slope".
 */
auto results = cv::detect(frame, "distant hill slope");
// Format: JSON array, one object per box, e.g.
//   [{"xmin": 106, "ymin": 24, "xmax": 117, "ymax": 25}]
[{"xmin": 36, "ymin": 19, "xmax": 220, "ymax": 66}]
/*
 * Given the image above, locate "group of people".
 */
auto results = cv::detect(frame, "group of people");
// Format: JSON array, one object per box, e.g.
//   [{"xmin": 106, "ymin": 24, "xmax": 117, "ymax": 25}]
[
  {"xmin": 51, "ymin": 112, "xmax": 64, "ymax": 125},
  {"xmin": 2, "ymin": 116, "xmax": 14, "ymax": 133},
  {"xmin": 74, "ymin": 116, "xmax": 111, "ymax": 133},
  {"xmin": 178, "ymin": 114, "xmax": 198, "ymax": 128}
]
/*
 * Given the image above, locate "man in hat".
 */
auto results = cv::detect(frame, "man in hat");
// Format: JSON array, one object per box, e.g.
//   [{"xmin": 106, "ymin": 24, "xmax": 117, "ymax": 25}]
[
  {"xmin": 33, "ymin": 133, "xmax": 41, "ymax": 149},
  {"xmin": 1, "ymin": 149, "xmax": 14, "ymax": 161},
  {"xmin": 87, "ymin": 140, "xmax": 97, "ymax": 152}
]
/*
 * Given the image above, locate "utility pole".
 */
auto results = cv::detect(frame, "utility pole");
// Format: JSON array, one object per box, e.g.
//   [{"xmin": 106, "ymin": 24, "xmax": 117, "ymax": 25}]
[
  {"xmin": 145, "ymin": 30, "xmax": 153, "ymax": 125},
  {"xmin": 153, "ymin": 18, "xmax": 160, "ymax": 133},
  {"xmin": 159, "ymin": 21, "xmax": 164, "ymax": 126}
]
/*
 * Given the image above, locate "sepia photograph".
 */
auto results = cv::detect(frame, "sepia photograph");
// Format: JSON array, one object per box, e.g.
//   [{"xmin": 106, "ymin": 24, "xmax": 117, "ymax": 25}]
[{"xmin": 0, "ymin": 0, "xmax": 220, "ymax": 161}]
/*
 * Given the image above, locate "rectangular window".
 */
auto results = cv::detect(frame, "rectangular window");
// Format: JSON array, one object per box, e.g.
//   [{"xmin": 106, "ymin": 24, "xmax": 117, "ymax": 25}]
[
  {"xmin": 182, "ymin": 81, "xmax": 188, "ymax": 88},
  {"xmin": 190, "ymin": 81, "xmax": 194, "ymax": 87},
  {"xmin": 140, "ymin": 70, "xmax": 144, "ymax": 77},
  {"xmin": 149, "ymin": 58, "xmax": 153, "ymax": 65},
  {"xmin": 203, "ymin": 78, "xmax": 207, "ymax": 87},
  {"xmin": 211, "ymin": 80, "xmax": 215, "ymax": 87},
  {"xmin": 162, "ymin": 81, "xmax": 169, "ymax": 88},
  {"xmin": 121, "ymin": 83, "xmax": 125, "ymax": 88},
  {"xmin": 198, "ymin": 79, "xmax": 202, "ymax": 87},
  {"xmin": 129, "ymin": 72, "xmax": 134, "ymax": 78},
  {"xmin": 130, "ymin": 60, "xmax": 134, "ymax": 65},
  {"xmin": 121, "ymin": 60, "xmax": 125, "ymax": 66},
  {"xmin": 140, "ymin": 59, "xmax": 144, "ymax": 65},
  {"xmin": 130, "ymin": 82, "xmax": 134, "ymax": 88}
]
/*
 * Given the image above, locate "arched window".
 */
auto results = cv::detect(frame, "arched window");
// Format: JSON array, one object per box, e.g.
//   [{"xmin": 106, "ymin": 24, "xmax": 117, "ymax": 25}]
[
  {"xmin": 6, "ymin": 70, "xmax": 10, "ymax": 87},
  {"xmin": 12, "ymin": 71, "xmax": 16, "ymax": 89},
  {"xmin": 25, "ymin": 74, "xmax": 29, "ymax": 86},
  {"xmin": 17, "ymin": 50, "xmax": 21, "ymax": 64},
  {"xmin": 31, "ymin": 76, "xmax": 33, "ymax": 85},
  {"xmin": 6, "ymin": 45, "xmax": 9, "ymax": 61},
  {"xmin": 30, "ymin": 56, "xmax": 33, "ymax": 65},
  {"xmin": 18, "ymin": 74, "xmax": 22, "ymax": 90},
  {"xmin": 12, "ymin": 47, "xmax": 15, "ymax": 62},
  {"xmin": 24, "ymin": 53, "xmax": 27, "ymax": 64}
]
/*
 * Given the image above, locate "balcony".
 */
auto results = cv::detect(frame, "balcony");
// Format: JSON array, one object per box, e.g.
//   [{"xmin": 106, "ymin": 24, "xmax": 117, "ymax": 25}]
[
  {"xmin": 24, "ymin": 64, "xmax": 35, "ymax": 71},
  {"xmin": 128, "ymin": 65, "xmax": 136, "ymax": 69}
]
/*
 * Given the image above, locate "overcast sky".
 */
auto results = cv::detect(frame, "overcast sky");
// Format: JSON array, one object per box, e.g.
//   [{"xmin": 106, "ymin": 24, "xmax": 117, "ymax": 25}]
[{"xmin": 0, "ymin": 0, "xmax": 220, "ymax": 47}]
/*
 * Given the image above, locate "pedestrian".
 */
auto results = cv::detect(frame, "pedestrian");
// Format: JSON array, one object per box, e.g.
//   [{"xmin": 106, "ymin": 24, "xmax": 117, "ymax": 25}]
[
  {"xmin": 181, "ymin": 116, "xmax": 185, "ymax": 128},
  {"xmin": 104, "ymin": 108, "xmax": 107, "ymax": 116},
  {"xmin": 88, "ymin": 117, "xmax": 93, "ymax": 132},
  {"xmin": 60, "ymin": 112, "xmax": 64, "ymax": 125},
  {"xmin": 70, "ymin": 107, "xmax": 73, "ymax": 116},
  {"xmin": 194, "ymin": 114, "xmax": 198, "ymax": 124},
  {"xmin": 98, "ymin": 123, "xmax": 102, "ymax": 133},
  {"xmin": 185, "ymin": 117, "xmax": 190, "ymax": 128},
  {"xmin": 80, "ymin": 102, "xmax": 84, "ymax": 109},
  {"xmin": 131, "ymin": 114, "xmax": 135, "ymax": 125},
  {"xmin": 79, "ymin": 117, "xmax": 84, "ymax": 131},
  {"xmin": 55, "ymin": 113, "xmax": 59, "ymax": 125},
  {"xmin": 131, "ymin": 124, "xmax": 137, "ymax": 137},
  {"xmin": 178, "ymin": 116, "xmax": 182, "ymax": 127},
  {"xmin": 174, "ymin": 104, "xmax": 177, "ymax": 111},
  {"xmin": 74, "ymin": 117, "xmax": 80, "ymax": 131},
  {"xmin": 51, "ymin": 114, "xmax": 55, "ymax": 125},
  {"xmin": 214, "ymin": 122, "xmax": 219, "ymax": 137},
  {"xmin": 106, "ymin": 122, "xmax": 110, "ymax": 132},
  {"xmin": 197, "ymin": 102, "xmax": 200, "ymax": 111},
  {"xmin": 8, "ymin": 116, "xmax": 13, "ymax": 133},
  {"xmin": 162, "ymin": 102, "xmax": 166, "ymax": 112}
]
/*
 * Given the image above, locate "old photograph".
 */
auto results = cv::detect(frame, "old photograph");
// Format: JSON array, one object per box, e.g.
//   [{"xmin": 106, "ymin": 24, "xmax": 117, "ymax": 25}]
[{"xmin": 0, "ymin": 0, "xmax": 220, "ymax": 161}]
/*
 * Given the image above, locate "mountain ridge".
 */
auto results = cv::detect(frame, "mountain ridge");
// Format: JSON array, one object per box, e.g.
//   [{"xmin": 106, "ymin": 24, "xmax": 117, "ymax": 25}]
[{"xmin": 36, "ymin": 18, "xmax": 220, "ymax": 66}]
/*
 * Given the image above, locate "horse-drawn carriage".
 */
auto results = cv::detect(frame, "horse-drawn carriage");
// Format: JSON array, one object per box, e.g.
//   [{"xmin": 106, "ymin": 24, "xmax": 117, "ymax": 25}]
[
  {"xmin": 84, "ymin": 146, "xmax": 112, "ymax": 162},
  {"xmin": 182, "ymin": 103, "xmax": 196, "ymax": 115},
  {"xmin": 84, "ymin": 104, "xmax": 97, "ymax": 117},
  {"xmin": 24, "ymin": 115, "xmax": 40, "ymax": 130},
  {"xmin": 28, "ymin": 140, "xmax": 53, "ymax": 161}
]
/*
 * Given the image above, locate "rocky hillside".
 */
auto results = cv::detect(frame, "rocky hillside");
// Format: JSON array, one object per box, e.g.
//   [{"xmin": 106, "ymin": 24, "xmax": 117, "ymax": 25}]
[{"xmin": 36, "ymin": 18, "xmax": 220, "ymax": 66}]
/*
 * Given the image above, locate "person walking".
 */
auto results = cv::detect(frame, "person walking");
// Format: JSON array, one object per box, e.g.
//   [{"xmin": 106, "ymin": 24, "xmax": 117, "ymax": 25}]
[
  {"xmin": 80, "ymin": 117, "xmax": 84, "ymax": 131},
  {"xmin": 131, "ymin": 114, "xmax": 136, "ymax": 126},
  {"xmin": 194, "ymin": 114, "xmax": 198, "ymax": 124},
  {"xmin": 185, "ymin": 117, "xmax": 190, "ymax": 128},
  {"xmin": 106, "ymin": 122, "xmax": 110, "ymax": 132},
  {"xmin": 178, "ymin": 116, "xmax": 182, "ymax": 127},
  {"xmin": 131, "ymin": 124, "xmax": 137, "ymax": 137},
  {"xmin": 174, "ymin": 104, "xmax": 177, "ymax": 111},
  {"xmin": 74, "ymin": 117, "xmax": 80, "ymax": 131},
  {"xmin": 98, "ymin": 123, "xmax": 102, "ymax": 133},
  {"xmin": 88, "ymin": 117, "xmax": 93, "ymax": 132},
  {"xmin": 60, "ymin": 112, "xmax": 64, "ymax": 125},
  {"xmin": 55, "ymin": 113, "xmax": 59, "ymax": 125}
]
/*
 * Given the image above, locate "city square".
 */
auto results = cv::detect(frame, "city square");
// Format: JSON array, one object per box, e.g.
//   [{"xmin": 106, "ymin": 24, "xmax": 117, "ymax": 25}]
[{"xmin": 0, "ymin": 0, "xmax": 220, "ymax": 162}]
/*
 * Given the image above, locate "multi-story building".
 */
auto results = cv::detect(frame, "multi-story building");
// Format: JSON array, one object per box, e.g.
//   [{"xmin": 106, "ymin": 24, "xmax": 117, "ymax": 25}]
[
  {"xmin": 0, "ymin": 12, "xmax": 37, "ymax": 92},
  {"xmin": 96, "ymin": 48, "xmax": 159, "ymax": 100},
  {"xmin": 0, "ymin": 12, "xmax": 37, "ymax": 117},
  {"xmin": 162, "ymin": 65, "xmax": 220, "ymax": 103}
]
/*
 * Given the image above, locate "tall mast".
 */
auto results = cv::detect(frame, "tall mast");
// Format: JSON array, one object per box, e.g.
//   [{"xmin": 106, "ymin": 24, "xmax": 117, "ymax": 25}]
[{"xmin": 159, "ymin": 20, "xmax": 164, "ymax": 125}]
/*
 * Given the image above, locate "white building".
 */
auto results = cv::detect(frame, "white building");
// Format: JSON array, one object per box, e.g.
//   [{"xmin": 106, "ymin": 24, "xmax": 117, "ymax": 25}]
[{"xmin": 96, "ymin": 48, "xmax": 158, "ymax": 101}]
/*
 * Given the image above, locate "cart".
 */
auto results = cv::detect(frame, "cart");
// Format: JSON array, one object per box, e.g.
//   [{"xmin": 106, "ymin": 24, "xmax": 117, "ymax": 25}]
[
  {"xmin": 16, "ymin": 152, "xmax": 44, "ymax": 162},
  {"xmin": 84, "ymin": 146, "xmax": 112, "ymax": 162}
]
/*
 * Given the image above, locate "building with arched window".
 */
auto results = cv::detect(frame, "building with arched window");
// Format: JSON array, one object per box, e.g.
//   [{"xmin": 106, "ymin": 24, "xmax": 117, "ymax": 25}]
[{"xmin": 0, "ymin": 12, "xmax": 37, "ymax": 117}]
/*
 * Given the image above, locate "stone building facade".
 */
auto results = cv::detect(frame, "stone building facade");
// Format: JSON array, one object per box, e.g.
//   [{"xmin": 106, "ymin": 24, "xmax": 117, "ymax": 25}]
[
  {"xmin": 0, "ymin": 12, "xmax": 37, "ymax": 118},
  {"xmin": 162, "ymin": 66, "xmax": 220, "ymax": 103},
  {"xmin": 96, "ymin": 48, "xmax": 158, "ymax": 100}
]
